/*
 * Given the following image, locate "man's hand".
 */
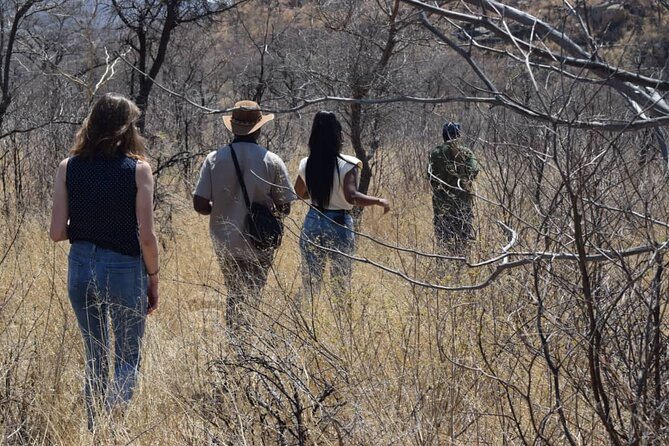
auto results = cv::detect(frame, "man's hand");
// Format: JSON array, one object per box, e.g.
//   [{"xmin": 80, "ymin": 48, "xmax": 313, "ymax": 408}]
[{"xmin": 193, "ymin": 195, "xmax": 212, "ymax": 215}]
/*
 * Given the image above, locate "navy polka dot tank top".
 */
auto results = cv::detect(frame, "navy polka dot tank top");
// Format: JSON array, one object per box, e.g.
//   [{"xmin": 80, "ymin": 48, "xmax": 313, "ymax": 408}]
[{"xmin": 66, "ymin": 155, "xmax": 140, "ymax": 256}]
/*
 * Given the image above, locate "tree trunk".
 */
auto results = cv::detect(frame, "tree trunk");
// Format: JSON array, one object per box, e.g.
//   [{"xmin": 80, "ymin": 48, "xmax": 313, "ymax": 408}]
[{"xmin": 349, "ymin": 99, "xmax": 372, "ymax": 195}]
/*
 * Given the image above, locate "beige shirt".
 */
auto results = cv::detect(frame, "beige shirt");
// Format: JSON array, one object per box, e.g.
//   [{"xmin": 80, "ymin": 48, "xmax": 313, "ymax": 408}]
[
  {"xmin": 194, "ymin": 142, "xmax": 296, "ymax": 260},
  {"xmin": 298, "ymin": 154, "xmax": 362, "ymax": 211}
]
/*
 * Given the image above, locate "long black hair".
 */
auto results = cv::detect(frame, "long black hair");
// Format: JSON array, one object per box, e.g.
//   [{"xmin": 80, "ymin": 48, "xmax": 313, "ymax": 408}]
[{"xmin": 305, "ymin": 111, "xmax": 344, "ymax": 208}]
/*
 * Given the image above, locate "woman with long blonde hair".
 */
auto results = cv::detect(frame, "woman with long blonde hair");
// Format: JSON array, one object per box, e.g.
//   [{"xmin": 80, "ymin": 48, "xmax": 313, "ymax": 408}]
[{"xmin": 49, "ymin": 93, "xmax": 159, "ymax": 430}]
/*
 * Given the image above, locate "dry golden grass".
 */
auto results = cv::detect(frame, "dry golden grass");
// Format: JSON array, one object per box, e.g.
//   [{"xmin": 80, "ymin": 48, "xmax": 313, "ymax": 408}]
[
  {"xmin": 3, "ymin": 149, "xmax": 664, "ymax": 444},
  {"xmin": 0, "ymin": 178, "xmax": 462, "ymax": 445},
  {"xmin": 0, "ymin": 173, "xmax": 512, "ymax": 445}
]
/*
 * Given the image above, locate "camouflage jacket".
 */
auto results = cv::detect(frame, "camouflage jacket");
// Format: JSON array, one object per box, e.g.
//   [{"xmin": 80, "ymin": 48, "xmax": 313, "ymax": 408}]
[{"xmin": 429, "ymin": 141, "xmax": 480, "ymax": 209}]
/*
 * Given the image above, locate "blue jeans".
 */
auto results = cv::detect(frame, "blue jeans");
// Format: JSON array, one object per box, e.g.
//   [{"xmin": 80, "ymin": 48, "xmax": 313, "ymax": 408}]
[
  {"xmin": 299, "ymin": 208, "xmax": 355, "ymax": 297},
  {"xmin": 67, "ymin": 241, "xmax": 147, "ymax": 429}
]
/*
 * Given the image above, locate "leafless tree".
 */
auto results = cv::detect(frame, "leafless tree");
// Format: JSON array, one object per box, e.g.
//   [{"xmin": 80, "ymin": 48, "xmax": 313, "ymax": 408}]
[
  {"xmin": 109, "ymin": 0, "xmax": 249, "ymax": 131},
  {"xmin": 311, "ymin": 0, "xmax": 420, "ymax": 194}
]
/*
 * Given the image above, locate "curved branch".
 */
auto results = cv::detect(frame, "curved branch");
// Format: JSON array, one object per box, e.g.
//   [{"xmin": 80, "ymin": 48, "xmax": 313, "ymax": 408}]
[{"xmin": 118, "ymin": 49, "xmax": 669, "ymax": 132}]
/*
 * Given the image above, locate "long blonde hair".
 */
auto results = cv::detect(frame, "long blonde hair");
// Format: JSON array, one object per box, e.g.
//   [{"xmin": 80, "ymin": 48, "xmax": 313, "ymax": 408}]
[{"xmin": 70, "ymin": 93, "xmax": 146, "ymax": 159}]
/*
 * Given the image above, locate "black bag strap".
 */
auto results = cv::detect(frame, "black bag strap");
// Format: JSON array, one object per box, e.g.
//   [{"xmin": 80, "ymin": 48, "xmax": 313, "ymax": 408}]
[{"xmin": 229, "ymin": 143, "xmax": 252, "ymax": 212}]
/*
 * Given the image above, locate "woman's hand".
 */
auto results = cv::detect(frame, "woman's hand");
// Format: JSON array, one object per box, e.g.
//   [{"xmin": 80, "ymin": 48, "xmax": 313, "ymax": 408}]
[
  {"xmin": 378, "ymin": 198, "xmax": 390, "ymax": 214},
  {"xmin": 147, "ymin": 275, "xmax": 160, "ymax": 315},
  {"xmin": 343, "ymin": 169, "xmax": 390, "ymax": 213}
]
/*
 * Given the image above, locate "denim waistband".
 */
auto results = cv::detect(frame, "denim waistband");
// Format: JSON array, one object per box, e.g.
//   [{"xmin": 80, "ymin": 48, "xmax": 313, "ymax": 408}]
[
  {"xmin": 312, "ymin": 207, "xmax": 351, "ymax": 215},
  {"xmin": 69, "ymin": 240, "xmax": 142, "ymax": 265}
]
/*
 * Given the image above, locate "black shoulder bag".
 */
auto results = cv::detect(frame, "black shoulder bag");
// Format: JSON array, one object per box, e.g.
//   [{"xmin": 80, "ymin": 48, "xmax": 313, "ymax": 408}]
[{"xmin": 229, "ymin": 144, "xmax": 283, "ymax": 250}]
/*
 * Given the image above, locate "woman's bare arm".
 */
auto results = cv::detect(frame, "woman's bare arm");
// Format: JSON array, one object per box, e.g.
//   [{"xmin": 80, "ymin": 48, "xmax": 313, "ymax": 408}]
[
  {"xmin": 294, "ymin": 175, "xmax": 310, "ymax": 199},
  {"xmin": 49, "ymin": 159, "xmax": 69, "ymax": 242},
  {"xmin": 343, "ymin": 169, "xmax": 390, "ymax": 213},
  {"xmin": 136, "ymin": 160, "xmax": 160, "ymax": 314}
]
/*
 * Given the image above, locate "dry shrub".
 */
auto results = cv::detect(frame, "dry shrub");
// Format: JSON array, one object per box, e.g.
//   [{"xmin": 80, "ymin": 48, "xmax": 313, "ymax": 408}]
[{"xmin": 1, "ymin": 115, "xmax": 668, "ymax": 444}]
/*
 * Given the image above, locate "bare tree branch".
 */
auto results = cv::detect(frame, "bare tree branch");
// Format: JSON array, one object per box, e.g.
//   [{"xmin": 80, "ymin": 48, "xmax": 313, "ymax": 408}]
[{"xmin": 117, "ymin": 46, "xmax": 669, "ymax": 132}]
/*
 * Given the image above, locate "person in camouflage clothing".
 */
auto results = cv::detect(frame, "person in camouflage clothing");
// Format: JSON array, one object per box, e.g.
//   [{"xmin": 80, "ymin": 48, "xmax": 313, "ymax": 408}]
[{"xmin": 429, "ymin": 121, "xmax": 480, "ymax": 254}]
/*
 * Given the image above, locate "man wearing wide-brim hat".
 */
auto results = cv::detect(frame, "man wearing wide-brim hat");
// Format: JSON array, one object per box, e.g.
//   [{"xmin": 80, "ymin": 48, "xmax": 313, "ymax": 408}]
[{"xmin": 193, "ymin": 100, "xmax": 296, "ymax": 333}]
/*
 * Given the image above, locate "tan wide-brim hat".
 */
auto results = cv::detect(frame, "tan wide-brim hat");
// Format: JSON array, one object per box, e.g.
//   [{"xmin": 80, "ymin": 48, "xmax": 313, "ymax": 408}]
[{"xmin": 223, "ymin": 100, "xmax": 274, "ymax": 135}]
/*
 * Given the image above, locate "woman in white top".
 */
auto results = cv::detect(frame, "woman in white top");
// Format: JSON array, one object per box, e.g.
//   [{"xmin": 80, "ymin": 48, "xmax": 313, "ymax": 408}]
[{"xmin": 294, "ymin": 111, "xmax": 390, "ymax": 297}]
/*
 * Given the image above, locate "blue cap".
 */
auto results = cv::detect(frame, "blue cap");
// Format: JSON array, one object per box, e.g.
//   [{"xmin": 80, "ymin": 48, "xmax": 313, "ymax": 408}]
[{"xmin": 442, "ymin": 121, "xmax": 461, "ymax": 141}]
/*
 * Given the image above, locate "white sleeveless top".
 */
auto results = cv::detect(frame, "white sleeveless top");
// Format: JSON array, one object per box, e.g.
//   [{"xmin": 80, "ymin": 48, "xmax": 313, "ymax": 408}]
[{"xmin": 298, "ymin": 154, "xmax": 362, "ymax": 211}]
